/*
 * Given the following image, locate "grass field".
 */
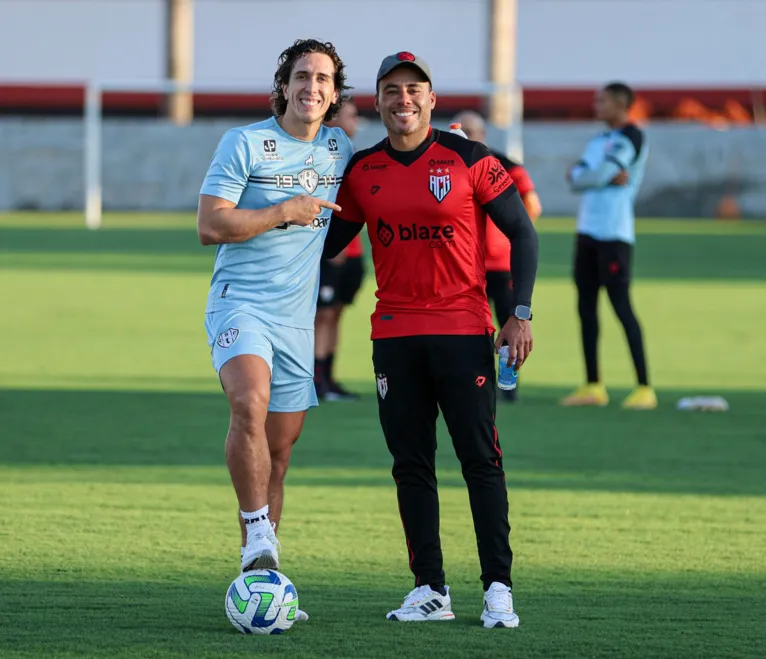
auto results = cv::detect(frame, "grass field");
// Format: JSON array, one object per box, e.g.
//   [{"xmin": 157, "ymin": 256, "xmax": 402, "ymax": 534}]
[{"xmin": 0, "ymin": 212, "xmax": 764, "ymax": 658}]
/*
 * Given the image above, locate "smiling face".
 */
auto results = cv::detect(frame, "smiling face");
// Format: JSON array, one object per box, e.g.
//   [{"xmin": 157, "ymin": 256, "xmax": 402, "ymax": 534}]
[
  {"xmin": 281, "ymin": 52, "xmax": 339, "ymax": 126},
  {"xmin": 375, "ymin": 66, "xmax": 435, "ymax": 138}
]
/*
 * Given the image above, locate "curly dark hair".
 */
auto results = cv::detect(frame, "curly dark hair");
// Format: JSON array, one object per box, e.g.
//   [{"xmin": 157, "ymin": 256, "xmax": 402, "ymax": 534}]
[{"xmin": 271, "ymin": 39, "xmax": 351, "ymax": 121}]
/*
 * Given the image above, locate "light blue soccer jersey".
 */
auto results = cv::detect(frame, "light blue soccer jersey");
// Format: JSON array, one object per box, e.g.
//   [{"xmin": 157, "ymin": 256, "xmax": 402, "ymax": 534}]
[
  {"xmin": 200, "ymin": 117, "xmax": 354, "ymax": 328},
  {"xmin": 569, "ymin": 124, "xmax": 648, "ymax": 244}
]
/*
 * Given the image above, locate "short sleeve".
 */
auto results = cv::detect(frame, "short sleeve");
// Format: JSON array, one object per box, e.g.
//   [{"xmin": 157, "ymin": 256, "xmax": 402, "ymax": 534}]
[
  {"xmin": 200, "ymin": 128, "xmax": 252, "ymax": 204},
  {"xmin": 334, "ymin": 159, "xmax": 365, "ymax": 224},
  {"xmin": 605, "ymin": 134, "xmax": 637, "ymax": 170},
  {"xmin": 470, "ymin": 148, "xmax": 515, "ymax": 206},
  {"xmin": 507, "ymin": 165, "xmax": 534, "ymax": 198}
]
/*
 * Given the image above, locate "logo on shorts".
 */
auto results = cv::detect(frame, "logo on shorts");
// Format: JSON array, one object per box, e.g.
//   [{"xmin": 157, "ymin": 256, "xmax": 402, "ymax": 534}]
[
  {"xmin": 475, "ymin": 376, "xmax": 486, "ymax": 387},
  {"xmin": 216, "ymin": 328, "xmax": 239, "ymax": 349},
  {"xmin": 319, "ymin": 285, "xmax": 335, "ymax": 303},
  {"xmin": 376, "ymin": 373, "xmax": 388, "ymax": 399}
]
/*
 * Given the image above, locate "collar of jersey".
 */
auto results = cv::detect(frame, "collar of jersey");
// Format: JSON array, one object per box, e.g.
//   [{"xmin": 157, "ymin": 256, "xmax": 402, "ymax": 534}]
[
  {"xmin": 384, "ymin": 127, "xmax": 437, "ymax": 167},
  {"xmin": 270, "ymin": 116, "xmax": 326, "ymax": 144}
]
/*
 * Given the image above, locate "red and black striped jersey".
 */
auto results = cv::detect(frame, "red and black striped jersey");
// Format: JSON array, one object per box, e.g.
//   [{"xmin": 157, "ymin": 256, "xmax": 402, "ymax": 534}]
[{"xmin": 334, "ymin": 128, "xmax": 515, "ymax": 339}]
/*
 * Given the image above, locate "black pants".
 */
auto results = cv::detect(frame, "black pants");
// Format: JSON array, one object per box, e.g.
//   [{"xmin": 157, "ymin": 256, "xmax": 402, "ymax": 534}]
[
  {"xmin": 574, "ymin": 233, "xmax": 649, "ymax": 386},
  {"xmin": 485, "ymin": 270, "xmax": 513, "ymax": 328},
  {"xmin": 372, "ymin": 333, "xmax": 513, "ymax": 591}
]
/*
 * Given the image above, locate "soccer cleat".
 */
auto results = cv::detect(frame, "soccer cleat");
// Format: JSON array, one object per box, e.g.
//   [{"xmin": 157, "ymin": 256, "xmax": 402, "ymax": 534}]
[
  {"xmin": 241, "ymin": 523, "xmax": 281, "ymax": 572},
  {"xmin": 295, "ymin": 609, "xmax": 309, "ymax": 622},
  {"xmin": 480, "ymin": 582, "xmax": 520, "ymax": 629},
  {"xmin": 561, "ymin": 383, "xmax": 609, "ymax": 407},
  {"xmin": 324, "ymin": 380, "xmax": 360, "ymax": 402},
  {"xmin": 386, "ymin": 585, "xmax": 456, "ymax": 622},
  {"xmin": 621, "ymin": 386, "xmax": 657, "ymax": 410}
]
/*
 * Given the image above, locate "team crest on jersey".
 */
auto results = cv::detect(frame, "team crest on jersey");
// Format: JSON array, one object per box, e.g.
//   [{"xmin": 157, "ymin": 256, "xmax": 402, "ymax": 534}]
[
  {"xmin": 429, "ymin": 169, "xmax": 451, "ymax": 202},
  {"xmin": 376, "ymin": 373, "xmax": 388, "ymax": 399},
  {"xmin": 216, "ymin": 328, "xmax": 239, "ymax": 349},
  {"xmin": 298, "ymin": 168, "xmax": 319, "ymax": 194}
]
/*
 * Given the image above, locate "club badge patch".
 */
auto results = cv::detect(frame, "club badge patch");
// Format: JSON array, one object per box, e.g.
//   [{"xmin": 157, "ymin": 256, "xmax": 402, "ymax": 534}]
[
  {"xmin": 429, "ymin": 170, "xmax": 451, "ymax": 202},
  {"xmin": 376, "ymin": 373, "xmax": 388, "ymax": 399},
  {"xmin": 216, "ymin": 328, "xmax": 239, "ymax": 349}
]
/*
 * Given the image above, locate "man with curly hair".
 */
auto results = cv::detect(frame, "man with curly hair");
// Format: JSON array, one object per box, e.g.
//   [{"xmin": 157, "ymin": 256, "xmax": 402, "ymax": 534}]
[{"xmin": 197, "ymin": 39, "xmax": 353, "ymax": 587}]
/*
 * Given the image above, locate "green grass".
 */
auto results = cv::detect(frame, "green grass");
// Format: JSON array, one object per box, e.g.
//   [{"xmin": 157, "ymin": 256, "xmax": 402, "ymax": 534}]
[{"xmin": 0, "ymin": 212, "xmax": 765, "ymax": 658}]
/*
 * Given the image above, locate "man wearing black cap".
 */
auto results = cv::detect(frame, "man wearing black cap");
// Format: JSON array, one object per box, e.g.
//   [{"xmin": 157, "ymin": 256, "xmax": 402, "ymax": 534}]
[{"xmin": 323, "ymin": 52, "xmax": 538, "ymax": 628}]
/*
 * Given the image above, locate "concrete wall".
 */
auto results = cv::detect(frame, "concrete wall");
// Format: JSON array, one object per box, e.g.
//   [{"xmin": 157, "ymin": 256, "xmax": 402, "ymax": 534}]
[{"xmin": 1, "ymin": 118, "xmax": 765, "ymax": 217}]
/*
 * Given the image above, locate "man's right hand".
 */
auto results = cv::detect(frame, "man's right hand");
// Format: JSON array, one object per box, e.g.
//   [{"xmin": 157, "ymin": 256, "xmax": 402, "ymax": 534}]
[
  {"xmin": 610, "ymin": 170, "xmax": 629, "ymax": 186},
  {"xmin": 280, "ymin": 195, "xmax": 342, "ymax": 227}
]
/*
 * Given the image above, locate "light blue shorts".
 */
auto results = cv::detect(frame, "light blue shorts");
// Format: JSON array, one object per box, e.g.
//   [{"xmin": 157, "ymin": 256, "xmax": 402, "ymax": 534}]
[{"xmin": 205, "ymin": 309, "xmax": 318, "ymax": 413}]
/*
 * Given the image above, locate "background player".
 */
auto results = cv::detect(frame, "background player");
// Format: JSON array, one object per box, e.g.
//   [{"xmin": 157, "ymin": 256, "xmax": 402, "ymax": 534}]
[
  {"xmin": 323, "ymin": 52, "xmax": 538, "ymax": 628},
  {"xmin": 197, "ymin": 39, "xmax": 353, "ymax": 582},
  {"xmin": 453, "ymin": 110, "xmax": 543, "ymax": 402},
  {"xmin": 562, "ymin": 82, "xmax": 655, "ymax": 409},
  {"xmin": 315, "ymin": 100, "xmax": 365, "ymax": 401}
]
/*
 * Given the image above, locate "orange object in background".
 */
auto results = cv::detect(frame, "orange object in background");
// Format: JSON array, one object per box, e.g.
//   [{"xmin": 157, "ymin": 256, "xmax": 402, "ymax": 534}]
[
  {"xmin": 672, "ymin": 97, "xmax": 754, "ymax": 128},
  {"xmin": 722, "ymin": 99, "xmax": 752, "ymax": 124},
  {"xmin": 628, "ymin": 95, "xmax": 652, "ymax": 124},
  {"xmin": 716, "ymin": 195, "xmax": 741, "ymax": 220}
]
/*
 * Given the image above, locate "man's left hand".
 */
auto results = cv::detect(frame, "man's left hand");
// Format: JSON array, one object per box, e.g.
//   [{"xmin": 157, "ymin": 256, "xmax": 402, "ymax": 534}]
[{"xmin": 494, "ymin": 317, "xmax": 534, "ymax": 367}]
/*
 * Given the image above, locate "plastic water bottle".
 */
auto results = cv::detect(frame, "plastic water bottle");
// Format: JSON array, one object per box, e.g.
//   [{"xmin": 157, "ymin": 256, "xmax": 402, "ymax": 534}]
[
  {"xmin": 449, "ymin": 122, "xmax": 468, "ymax": 138},
  {"xmin": 497, "ymin": 346, "xmax": 519, "ymax": 390}
]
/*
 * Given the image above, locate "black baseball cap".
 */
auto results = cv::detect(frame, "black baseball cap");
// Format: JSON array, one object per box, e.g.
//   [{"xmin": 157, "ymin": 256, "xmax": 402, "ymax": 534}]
[{"xmin": 376, "ymin": 51, "xmax": 432, "ymax": 88}]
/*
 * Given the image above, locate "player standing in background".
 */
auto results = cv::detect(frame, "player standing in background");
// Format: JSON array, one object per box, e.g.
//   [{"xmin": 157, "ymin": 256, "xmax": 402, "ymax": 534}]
[
  {"xmin": 562, "ymin": 82, "xmax": 656, "ymax": 409},
  {"xmin": 197, "ymin": 39, "xmax": 353, "ymax": 586},
  {"xmin": 453, "ymin": 110, "xmax": 542, "ymax": 402},
  {"xmin": 324, "ymin": 52, "xmax": 538, "ymax": 628},
  {"xmin": 315, "ymin": 100, "xmax": 365, "ymax": 401}
]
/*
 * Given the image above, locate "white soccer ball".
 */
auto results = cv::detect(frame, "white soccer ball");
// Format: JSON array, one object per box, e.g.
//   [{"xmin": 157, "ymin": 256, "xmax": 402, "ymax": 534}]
[{"xmin": 225, "ymin": 569, "xmax": 299, "ymax": 635}]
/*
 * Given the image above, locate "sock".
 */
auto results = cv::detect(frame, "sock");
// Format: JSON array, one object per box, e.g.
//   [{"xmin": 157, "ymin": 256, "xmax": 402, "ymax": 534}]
[
  {"xmin": 241, "ymin": 505, "xmax": 270, "ymax": 546},
  {"xmin": 314, "ymin": 357, "xmax": 329, "ymax": 384},
  {"xmin": 240, "ymin": 546, "xmax": 246, "ymax": 559},
  {"xmin": 313, "ymin": 358, "xmax": 323, "ymax": 384},
  {"xmin": 327, "ymin": 352, "xmax": 336, "ymax": 382},
  {"xmin": 429, "ymin": 585, "xmax": 447, "ymax": 596}
]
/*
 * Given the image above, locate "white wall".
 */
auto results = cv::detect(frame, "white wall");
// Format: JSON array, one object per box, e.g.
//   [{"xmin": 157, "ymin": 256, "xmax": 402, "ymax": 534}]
[
  {"xmin": 516, "ymin": 0, "xmax": 766, "ymax": 86},
  {"xmin": 194, "ymin": 0, "xmax": 489, "ymax": 92},
  {"xmin": 0, "ymin": 0, "xmax": 763, "ymax": 88},
  {"xmin": 0, "ymin": 0, "xmax": 164, "ymax": 83}
]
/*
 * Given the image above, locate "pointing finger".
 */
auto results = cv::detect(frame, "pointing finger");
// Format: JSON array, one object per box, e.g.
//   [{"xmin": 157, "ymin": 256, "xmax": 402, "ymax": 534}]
[{"xmin": 317, "ymin": 199, "xmax": 342, "ymax": 212}]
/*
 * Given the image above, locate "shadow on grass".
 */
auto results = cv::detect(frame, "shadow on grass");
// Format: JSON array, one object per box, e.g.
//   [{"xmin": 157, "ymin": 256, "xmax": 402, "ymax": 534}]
[
  {"xmin": 1, "ymin": 386, "xmax": 764, "ymax": 496},
  {"xmin": 0, "ymin": 572, "xmax": 762, "ymax": 659}
]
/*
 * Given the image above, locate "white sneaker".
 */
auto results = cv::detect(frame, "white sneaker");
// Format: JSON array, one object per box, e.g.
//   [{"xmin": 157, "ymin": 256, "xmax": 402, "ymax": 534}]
[
  {"xmin": 241, "ymin": 523, "xmax": 281, "ymax": 572},
  {"xmin": 480, "ymin": 582, "xmax": 519, "ymax": 628},
  {"xmin": 386, "ymin": 585, "xmax": 455, "ymax": 622}
]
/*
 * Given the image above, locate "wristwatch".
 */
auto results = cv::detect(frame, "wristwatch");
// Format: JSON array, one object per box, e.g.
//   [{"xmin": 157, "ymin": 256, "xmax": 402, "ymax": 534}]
[{"xmin": 511, "ymin": 305, "xmax": 533, "ymax": 321}]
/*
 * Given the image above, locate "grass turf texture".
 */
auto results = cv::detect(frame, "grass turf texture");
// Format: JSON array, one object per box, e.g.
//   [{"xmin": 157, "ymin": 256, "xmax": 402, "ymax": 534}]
[{"xmin": 0, "ymin": 212, "xmax": 764, "ymax": 658}]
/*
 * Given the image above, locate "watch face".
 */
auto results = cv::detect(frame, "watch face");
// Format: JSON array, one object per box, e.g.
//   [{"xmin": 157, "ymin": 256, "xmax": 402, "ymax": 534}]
[{"xmin": 514, "ymin": 306, "xmax": 532, "ymax": 320}]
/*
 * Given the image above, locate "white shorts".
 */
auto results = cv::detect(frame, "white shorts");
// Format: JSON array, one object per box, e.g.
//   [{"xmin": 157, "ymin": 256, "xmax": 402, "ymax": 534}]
[{"xmin": 205, "ymin": 309, "xmax": 318, "ymax": 413}]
